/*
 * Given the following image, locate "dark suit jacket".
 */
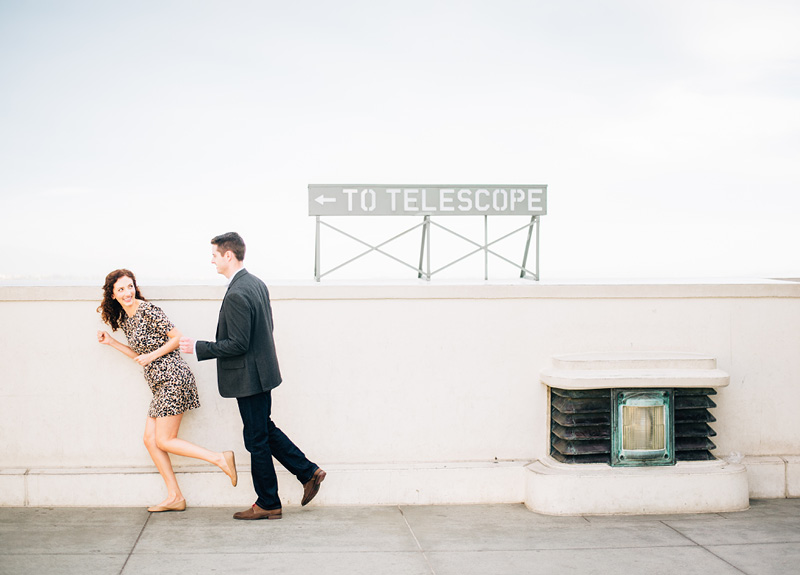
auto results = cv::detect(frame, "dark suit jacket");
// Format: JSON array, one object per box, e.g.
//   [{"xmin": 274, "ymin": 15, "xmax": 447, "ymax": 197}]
[{"xmin": 196, "ymin": 269, "xmax": 282, "ymax": 398}]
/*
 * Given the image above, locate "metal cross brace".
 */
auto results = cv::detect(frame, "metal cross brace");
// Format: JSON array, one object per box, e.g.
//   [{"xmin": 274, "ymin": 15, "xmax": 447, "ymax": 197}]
[
  {"xmin": 314, "ymin": 217, "xmax": 428, "ymax": 280},
  {"xmin": 314, "ymin": 215, "xmax": 539, "ymax": 281},
  {"xmin": 422, "ymin": 216, "xmax": 539, "ymax": 280}
]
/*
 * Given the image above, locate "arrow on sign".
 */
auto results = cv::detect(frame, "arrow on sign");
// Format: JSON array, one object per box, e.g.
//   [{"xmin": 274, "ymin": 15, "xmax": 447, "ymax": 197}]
[{"xmin": 315, "ymin": 195, "xmax": 336, "ymax": 205}]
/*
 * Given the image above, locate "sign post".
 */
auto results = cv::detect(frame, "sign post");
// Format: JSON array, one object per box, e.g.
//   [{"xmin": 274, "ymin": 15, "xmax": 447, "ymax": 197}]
[{"xmin": 309, "ymin": 184, "xmax": 547, "ymax": 281}]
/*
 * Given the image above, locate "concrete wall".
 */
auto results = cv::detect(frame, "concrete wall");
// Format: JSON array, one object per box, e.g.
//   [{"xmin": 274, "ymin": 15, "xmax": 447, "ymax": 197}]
[{"xmin": 1, "ymin": 280, "xmax": 799, "ymax": 506}]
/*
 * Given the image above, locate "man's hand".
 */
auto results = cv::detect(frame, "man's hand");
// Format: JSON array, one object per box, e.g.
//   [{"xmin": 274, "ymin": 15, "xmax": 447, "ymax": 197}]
[{"xmin": 179, "ymin": 337, "xmax": 195, "ymax": 354}]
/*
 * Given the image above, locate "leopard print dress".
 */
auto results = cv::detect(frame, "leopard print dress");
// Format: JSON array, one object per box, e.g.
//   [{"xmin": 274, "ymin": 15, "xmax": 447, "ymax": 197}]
[{"xmin": 120, "ymin": 301, "xmax": 201, "ymax": 418}]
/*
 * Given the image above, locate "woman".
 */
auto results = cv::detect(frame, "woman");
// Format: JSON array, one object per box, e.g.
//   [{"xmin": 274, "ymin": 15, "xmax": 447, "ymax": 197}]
[{"xmin": 97, "ymin": 269, "xmax": 237, "ymax": 512}]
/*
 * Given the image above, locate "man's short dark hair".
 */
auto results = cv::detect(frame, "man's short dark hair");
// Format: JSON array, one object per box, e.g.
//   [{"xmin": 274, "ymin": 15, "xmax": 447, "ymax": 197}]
[{"xmin": 212, "ymin": 232, "xmax": 246, "ymax": 261}]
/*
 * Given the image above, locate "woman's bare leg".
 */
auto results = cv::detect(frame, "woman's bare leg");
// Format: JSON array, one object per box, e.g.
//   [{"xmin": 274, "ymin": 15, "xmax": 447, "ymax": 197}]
[
  {"xmin": 143, "ymin": 417, "xmax": 183, "ymax": 505},
  {"xmin": 154, "ymin": 414, "xmax": 232, "ymax": 477}
]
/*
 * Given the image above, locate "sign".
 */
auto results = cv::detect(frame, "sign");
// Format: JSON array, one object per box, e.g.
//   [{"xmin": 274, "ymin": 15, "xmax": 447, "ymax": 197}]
[{"xmin": 309, "ymin": 185, "xmax": 547, "ymax": 216}]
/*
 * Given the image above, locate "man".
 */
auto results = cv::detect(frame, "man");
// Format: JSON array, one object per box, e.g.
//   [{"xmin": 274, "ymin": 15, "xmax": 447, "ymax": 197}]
[{"xmin": 179, "ymin": 232, "xmax": 325, "ymax": 520}]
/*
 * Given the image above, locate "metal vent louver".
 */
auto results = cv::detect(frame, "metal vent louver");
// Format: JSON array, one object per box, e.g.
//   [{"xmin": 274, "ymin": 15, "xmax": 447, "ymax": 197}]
[{"xmin": 674, "ymin": 388, "xmax": 717, "ymax": 461}]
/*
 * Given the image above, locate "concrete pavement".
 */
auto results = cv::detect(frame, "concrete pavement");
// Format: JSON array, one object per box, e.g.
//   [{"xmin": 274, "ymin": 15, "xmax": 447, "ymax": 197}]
[{"xmin": 1, "ymin": 500, "xmax": 799, "ymax": 575}]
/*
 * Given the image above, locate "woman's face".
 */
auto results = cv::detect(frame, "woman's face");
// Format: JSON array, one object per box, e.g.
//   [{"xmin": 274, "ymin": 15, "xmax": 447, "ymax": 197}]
[{"xmin": 112, "ymin": 276, "xmax": 137, "ymax": 309}]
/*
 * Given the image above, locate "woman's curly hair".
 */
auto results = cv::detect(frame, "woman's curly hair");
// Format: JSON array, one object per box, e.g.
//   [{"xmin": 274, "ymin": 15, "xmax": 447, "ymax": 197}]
[{"xmin": 97, "ymin": 269, "xmax": 147, "ymax": 331}]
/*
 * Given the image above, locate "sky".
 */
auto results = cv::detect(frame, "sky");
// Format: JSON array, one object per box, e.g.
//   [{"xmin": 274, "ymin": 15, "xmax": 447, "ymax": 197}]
[{"xmin": 1, "ymin": 0, "xmax": 798, "ymax": 284}]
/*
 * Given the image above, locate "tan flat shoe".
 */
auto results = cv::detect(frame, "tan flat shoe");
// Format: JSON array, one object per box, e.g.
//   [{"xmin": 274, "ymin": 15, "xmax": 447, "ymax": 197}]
[
  {"xmin": 148, "ymin": 499, "xmax": 186, "ymax": 512},
  {"xmin": 223, "ymin": 450, "xmax": 238, "ymax": 487}
]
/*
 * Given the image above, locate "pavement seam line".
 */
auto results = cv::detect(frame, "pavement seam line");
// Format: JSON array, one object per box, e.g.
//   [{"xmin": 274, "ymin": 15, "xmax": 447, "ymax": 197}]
[
  {"xmin": 398, "ymin": 506, "xmax": 437, "ymax": 575},
  {"xmin": 118, "ymin": 511, "xmax": 151, "ymax": 575},
  {"xmin": 23, "ymin": 469, "xmax": 30, "ymax": 507},
  {"xmin": 661, "ymin": 521, "xmax": 751, "ymax": 575}
]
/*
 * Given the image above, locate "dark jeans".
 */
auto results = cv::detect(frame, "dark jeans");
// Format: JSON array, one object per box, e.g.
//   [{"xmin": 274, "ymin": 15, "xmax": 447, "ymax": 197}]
[{"xmin": 236, "ymin": 391, "xmax": 317, "ymax": 510}]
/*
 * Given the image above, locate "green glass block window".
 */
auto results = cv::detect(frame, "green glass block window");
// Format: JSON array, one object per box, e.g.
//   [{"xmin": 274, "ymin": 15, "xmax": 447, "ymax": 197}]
[
  {"xmin": 611, "ymin": 390, "xmax": 675, "ymax": 467},
  {"xmin": 622, "ymin": 405, "xmax": 665, "ymax": 451}
]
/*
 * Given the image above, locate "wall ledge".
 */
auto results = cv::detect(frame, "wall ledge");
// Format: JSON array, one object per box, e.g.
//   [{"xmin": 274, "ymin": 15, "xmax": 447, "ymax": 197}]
[
  {"xmin": 3, "ymin": 456, "xmax": 799, "ymax": 509},
  {"xmin": 0, "ymin": 461, "xmax": 525, "ymax": 508},
  {"xmin": 2, "ymin": 278, "xmax": 799, "ymax": 302}
]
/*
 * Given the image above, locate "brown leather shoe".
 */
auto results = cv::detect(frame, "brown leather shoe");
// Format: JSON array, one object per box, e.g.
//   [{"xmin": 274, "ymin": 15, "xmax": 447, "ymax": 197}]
[
  {"xmin": 233, "ymin": 504, "xmax": 282, "ymax": 520},
  {"xmin": 301, "ymin": 468, "xmax": 326, "ymax": 506}
]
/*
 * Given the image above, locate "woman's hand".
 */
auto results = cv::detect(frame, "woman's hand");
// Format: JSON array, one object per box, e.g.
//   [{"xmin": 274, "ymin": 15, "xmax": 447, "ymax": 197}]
[
  {"xmin": 97, "ymin": 330, "xmax": 138, "ymax": 360},
  {"xmin": 134, "ymin": 352, "xmax": 156, "ymax": 366}
]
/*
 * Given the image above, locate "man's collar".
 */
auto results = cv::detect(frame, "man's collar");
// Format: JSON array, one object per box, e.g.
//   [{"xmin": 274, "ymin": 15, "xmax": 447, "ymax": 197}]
[{"xmin": 227, "ymin": 267, "xmax": 247, "ymax": 285}]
